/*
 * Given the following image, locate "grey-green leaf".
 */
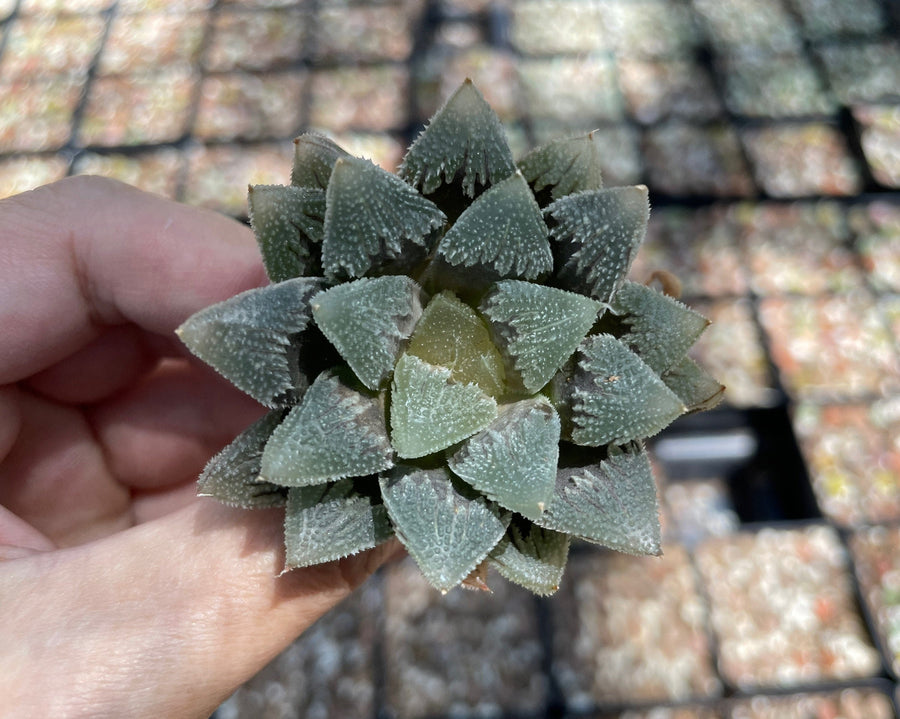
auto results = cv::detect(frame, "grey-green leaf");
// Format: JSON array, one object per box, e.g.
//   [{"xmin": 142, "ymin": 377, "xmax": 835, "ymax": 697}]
[
  {"xmin": 546, "ymin": 186, "xmax": 649, "ymax": 304},
  {"xmin": 400, "ymin": 79, "xmax": 516, "ymax": 198},
  {"xmin": 480, "ymin": 280, "xmax": 602, "ymax": 393},
  {"xmin": 248, "ymin": 184, "xmax": 326, "ymax": 282},
  {"xmin": 322, "ymin": 156, "xmax": 446, "ymax": 281},
  {"xmin": 283, "ymin": 479, "xmax": 393, "ymax": 570},
  {"xmin": 448, "ymin": 397, "xmax": 560, "ymax": 520},
  {"xmin": 435, "ymin": 171, "xmax": 552, "ymax": 283},
  {"xmin": 260, "ymin": 369, "xmax": 393, "ymax": 486},
  {"xmin": 379, "ymin": 465, "xmax": 508, "ymax": 593},
  {"xmin": 518, "ymin": 132, "xmax": 603, "ymax": 205},
  {"xmin": 536, "ymin": 443, "xmax": 661, "ymax": 555},
  {"xmin": 490, "ymin": 518, "xmax": 570, "ymax": 596},
  {"xmin": 198, "ymin": 409, "xmax": 288, "ymax": 508},
  {"xmin": 662, "ymin": 355, "xmax": 725, "ymax": 413},
  {"xmin": 612, "ymin": 281, "xmax": 710, "ymax": 375},
  {"xmin": 312, "ymin": 276, "xmax": 425, "ymax": 390},
  {"xmin": 291, "ymin": 133, "xmax": 350, "ymax": 189},
  {"xmin": 390, "ymin": 354, "xmax": 497, "ymax": 459},
  {"xmin": 555, "ymin": 334, "xmax": 685, "ymax": 446},
  {"xmin": 176, "ymin": 277, "xmax": 324, "ymax": 407}
]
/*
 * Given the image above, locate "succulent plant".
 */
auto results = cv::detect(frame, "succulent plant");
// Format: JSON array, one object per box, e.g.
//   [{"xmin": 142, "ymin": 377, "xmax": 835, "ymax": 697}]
[{"xmin": 177, "ymin": 80, "xmax": 723, "ymax": 595}]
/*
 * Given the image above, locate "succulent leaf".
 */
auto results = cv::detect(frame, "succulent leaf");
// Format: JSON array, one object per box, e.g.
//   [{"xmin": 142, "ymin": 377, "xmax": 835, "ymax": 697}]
[
  {"xmin": 546, "ymin": 186, "xmax": 649, "ymax": 304},
  {"xmin": 260, "ymin": 369, "xmax": 393, "ymax": 485},
  {"xmin": 198, "ymin": 409, "xmax": 288, "ymax": 508},
  {"xmin": 390, "ymin": 354, "xmax": 498, "ymax": 459},
  {"xmin": 537, "ymin": 443, "xmax": 661, "ymax": 556},
  {"xmin": 176, "ymin": 277, "xmax": 324, "ymax": 407},
  {"xmin": 611, "ymin": 281, "xmax": 710, "ymax": 375},
  {"xmin": 489, "ymin": 518, "xmax": 570, "ymax": 596},
  {"xmin": 400, "ymin": 79, "xmax": 516, "ymax": 198},
  {"xmin": 322, "ymin": 156, "xmax": 446, "ymax": 281},
  {"xmin": 291, "ymin": 133, "xmax": 350, "ymax": 189},
  {"xmin": 555, "ymin": 334, "xmax": 685, "ymax": 446},
  {"xmin": 407, "ymin": 291, "xmax": 505, "ymax": 397},
  {"xmin": 448, "ymin": 397, "xmax": 560, "ymax": 520},
  {"xmin": 518, "ymin": 132, "xmax": 604, "ymax": 205},
  {"xmin": 249, "ymin": 184, "xmax": 326, "ymax": 282},
  {"xmin": 283, "ymin": 478, "xmax": 393, "ymax": 570},
  {"xmin": 312, "ymin": 276, "xmax": 425, "ymax": 391},
  {"xmin": 379, "ymin": 465, "xmax": 509, "ymax": 593},
  {"xmin": 662, "ymin": 355, "xmax": 726, "ymax": 413},
  {"xmin": 480, "ymin": 280, "xmax": 601, "ymax": 393}
]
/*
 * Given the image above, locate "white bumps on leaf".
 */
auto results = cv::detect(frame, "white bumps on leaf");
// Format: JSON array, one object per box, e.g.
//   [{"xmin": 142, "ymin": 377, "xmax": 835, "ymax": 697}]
[
  {"xmin": 400, "ymin": 78, "xmax": 516, "ymax": 197},
  {"xmin": 379, "ymin": 465, "xmax": 508, "ymax": 593},
  {"xmin": 480, "ymin": 280, "xmax": 602, "ymax": 393},
  {"xmin": 312, "ymin": 276, "xmax": 425, "ymax": 391},
  {"xmin": 390, "ymin": 354, "xmax": 497, "ymax": 459},
  {"xmin": 260, "ymin": 370, "xmax": 393, "ymax": 485},
  {"xmin": 448, "ymin": 397, "xmax": 560, "ymax": 521},
  {"xmin": 322, "ymin": 156, "xmax": 446, "ymax": 280},
  {"xmin": 176, "ymin": 277, "xmax": 324, "ymax": 407},
  {"xmin": 547, "ymin": 186, "xmax": 649, "ymax": 304},
  {"xmin": 517, "ymin": 132, "xmax": 604, "ymax": 204},
  {"xmin": 490, "ymin": 519, "xmax": 570, "ymax": 596}
]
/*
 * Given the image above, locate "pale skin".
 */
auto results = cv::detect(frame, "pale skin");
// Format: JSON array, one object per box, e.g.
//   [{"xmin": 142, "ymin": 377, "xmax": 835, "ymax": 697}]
[{"xmin": 0, "ymin": 176, "xmax": 398, "ymax": 719}]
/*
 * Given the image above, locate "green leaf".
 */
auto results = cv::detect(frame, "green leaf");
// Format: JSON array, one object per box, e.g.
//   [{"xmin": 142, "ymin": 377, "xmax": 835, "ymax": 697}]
[
  {"xmin": 283, "ymin": 478, "xmax": 393, "ymax": 570},
  {"xmin": 611, "ymin": 281, "xmax": 710, "ymax": 375},
  {"xmin": 554, "ymin": 334, "xmax": 685, "ymax": 446},
  {"xmin": 379, "ymin": 465, "xmax": 508, "ymax": 593},
  {"xmin": 311, "ymin": 276, "xmax": 425, "ymax": 391},
  {"xmin": 517, "ymin": 132, "xmax": 603, "ymax": 205},
  {"xmin": 400, "ymin": 79, "xmax": 516, "ymax": 198},
  {"xmin": 448, "ymin": 397, "xmax": 560, "ymax": 520},
  {"xmin": 489, "ymin": 518, "xmax": 570, "ymax": 596},
  {"xmin": 480, "ymin": 280, "xmax": 601, "ymax": 393},
  {"xmin": 291, "ymin": 133, "xmax": 349, "ymax": 189},
  {"xmin": 176, "ymin": 277, "xmax": 324, "ymax": 407},
  {"xmin": 260, "ymin": 370, "xmax": 393, "ymax": 485},
  {"xmin": 435, "ymin": 172, "xmax": 552, "ymax": 284},
  {"xmin": 390, "ymin": 354, "xmax": 497, "ymax": 459},
  {"xmin": 198, "ymin": 409, "xmax": 288, "ymax": 508},
  {"xmin": 322, "ymin": 156, "xmax": 446, "ymax": 281},
  {"xmin": 536, "ymin": 443, "xmax": 661, "ymax": 555},
  {"xmin": 406, "ymin": 291, "xmax": 505, "ymax": 398},
  {"xmin": 248, "ymin": 184, "xmax": 326, "ymax": 282},
  {"xmin": 662, "ymin": 356, "xmax": 725, "ymax": 413},
  {"xmin": 546, "ymin": 186, "xmax": 649, "ymax": 304}
]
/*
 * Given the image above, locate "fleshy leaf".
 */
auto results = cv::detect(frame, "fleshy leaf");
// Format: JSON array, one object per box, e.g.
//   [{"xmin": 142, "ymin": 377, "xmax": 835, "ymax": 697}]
[
  {"xmin": 489, "ymin": 518, "xmax": 570, "ymax": 596},
  {"xmin": 312, "ymin": 276, "xmax": 424, "ymax": 391},
  {"xmin": 291, "ymin": 133, "xmax": 350, "ymax": 189},
  {"xmin": 283, "ymin": 479, "xmax": 393, "ymax": 570},
  {"xmin": 554, "ymin": 334, "xmax": 685, "ymax": 446},
  {"xmin": 406, "ymin": 291, "xmax": 505, "ymax": 397},
  {"xmin": 400, "ymin": 79, "xmax": 516, "ymax": 198},
  {"xmin": 198, "ymin": 409, "xmax": 288, "ymax": 508},
  {"xmin": 260, "ymin": 370, "xmax": 393, "ymax": 485},
  {"xmin": 379, "ymin": 465, "xmax": 508, "ymax": 593},
  {"xmin": 248, "ymin": 184, "xmax": 326, "ymax": 282},
  {"xmin": 536, "ymin": 443, "xmax": 661, "ymax": 555},
  {"xmin": 517, "ymin": 132, "xmax": 603, "ymax": 205},
  {"xmin": 322, "ymin": 156, "xmax": 446, "ymax": 280},
  {"xmin": 176, "ymin": 277, "xmax": 324, "ymax": 407},
  {"xmin": 390, "ymin": 354, "xmax": 497, "ymax": 459},
  {"xmin": 546, "ymin": 186, "xmax": 649, "ymax": 304},
  {"xmin": 480, "ymin": 280, "xmax": 601, "ymax": 393},
  {"xmin": 611, "ymin": 281, "xmax": 710, "ymax": 375},
  {"xmin": 435, "ymin": 171, "xmax": 552, "ymax": 284},
  {"xmin": 662, "ymin": 356, "xmax": 725, "ymax": 413},
  {"xmin": 448, "ymin": 397, "xmax": 560, "ymax": 520}
]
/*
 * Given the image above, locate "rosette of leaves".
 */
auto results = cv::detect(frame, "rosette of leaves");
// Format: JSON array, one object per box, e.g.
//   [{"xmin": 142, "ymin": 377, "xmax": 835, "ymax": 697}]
[{"xmin": 177, "ymin": 80, "xmax": 723, "ymax": 596}]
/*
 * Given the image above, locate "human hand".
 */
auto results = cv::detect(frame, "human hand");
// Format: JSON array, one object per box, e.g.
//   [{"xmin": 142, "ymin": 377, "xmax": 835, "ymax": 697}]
[{"xmin": 0, "ymin": 176, "xmax": 398, "ymax": 719}]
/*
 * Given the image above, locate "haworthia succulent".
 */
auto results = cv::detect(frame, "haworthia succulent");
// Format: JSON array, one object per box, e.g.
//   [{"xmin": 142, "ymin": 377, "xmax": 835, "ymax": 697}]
[
  {"xmin": 176, "ymin": 277, "xmax": 324, "ymax": 407},
  {"xmin": 489, "ymin": 519, "xmax": 570, "ymax": 596},
  {"xmin": 662, "ymin": 355, "xmax": 726, "ymax": 413},
  {"xmin": 291, "ymin": 133, "xmax": 350, "ymax": 189},
  {"xmin": 311, "ymin": 276, "xmax": 425, "ymax": 391},
  {"xmin": 518, "ymin": 132, "xmax": 604, "ymax": 204}
]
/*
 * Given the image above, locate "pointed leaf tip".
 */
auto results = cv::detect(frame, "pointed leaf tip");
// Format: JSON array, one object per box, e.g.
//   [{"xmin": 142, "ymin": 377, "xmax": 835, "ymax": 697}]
[
  {"xmin": 291, "ymin": 133, "xmax": 350, "ymax": 189},
  {"xmin": 518, "ymin": 132, "xmax": 604, "ymax": 205}
]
